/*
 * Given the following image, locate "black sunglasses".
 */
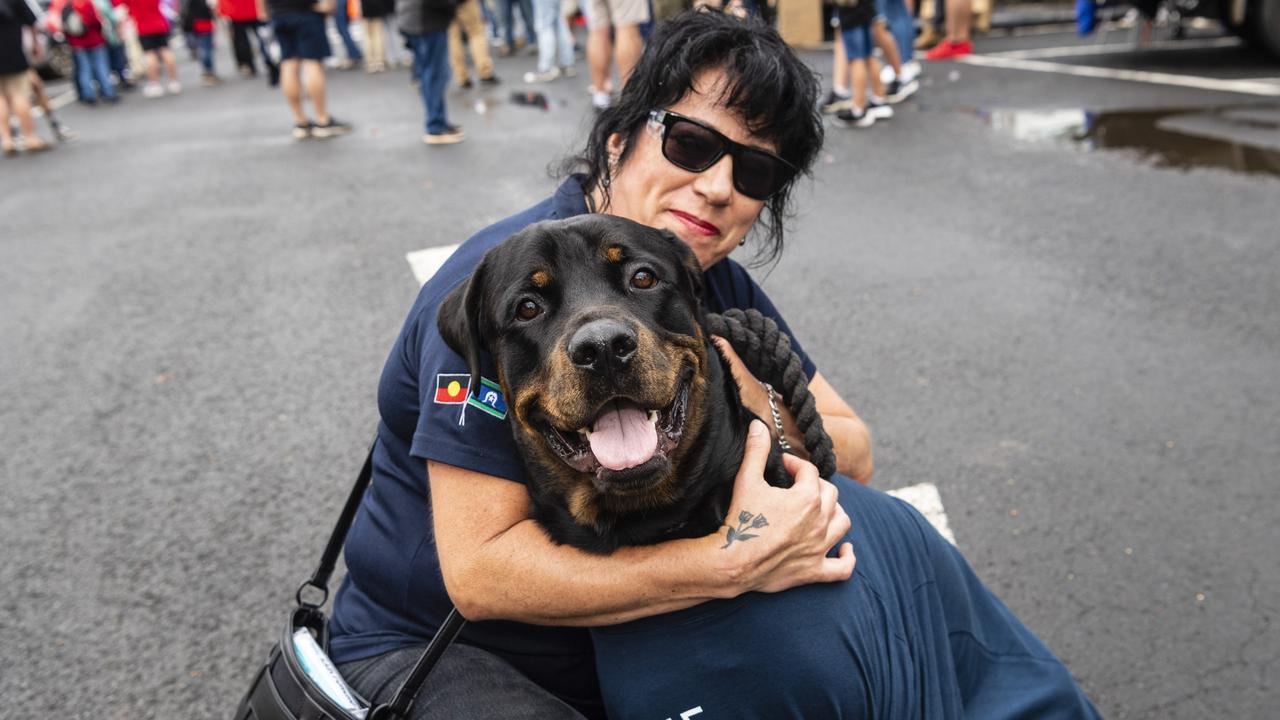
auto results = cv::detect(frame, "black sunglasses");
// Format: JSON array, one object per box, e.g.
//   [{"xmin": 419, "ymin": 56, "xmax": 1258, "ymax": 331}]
[{"xmin": 647, "ymin": 109, "xmax": 797, "ymax": 201}]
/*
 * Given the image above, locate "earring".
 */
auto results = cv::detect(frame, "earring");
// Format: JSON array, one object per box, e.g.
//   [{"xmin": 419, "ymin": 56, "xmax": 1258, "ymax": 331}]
[{"xmin": 738, "ymin": 237, "xmax": 746, "ymax": 246}]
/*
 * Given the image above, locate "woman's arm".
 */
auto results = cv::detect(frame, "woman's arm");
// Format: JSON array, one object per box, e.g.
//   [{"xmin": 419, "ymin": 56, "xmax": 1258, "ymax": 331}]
[
  {"xmin": 430, "ymin": 421, "xmax": 855, "ymax": 625},
  {"xmin": 714, "ymin": 339, "xmax": 873, "ymax": 484}
]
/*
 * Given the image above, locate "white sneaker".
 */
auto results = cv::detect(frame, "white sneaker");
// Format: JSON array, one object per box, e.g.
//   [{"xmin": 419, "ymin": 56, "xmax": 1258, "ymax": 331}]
[
  {"xmin": 523, "ymin": 67, "xmax": 561, "ymax": 83},
  {"xmin": 591, "ymin": 89, "xmax": 611, "ymax": 110},
  {"xmin": 142, "ymin": 82, "xmax": 164, "ymax": 98},
  {"xmin": 902, "ymin": 60, "xmax": 922, "ymax": 84},
  {"xmin": 880, "ymin": 63, "xmax": 896, "ymax": 85},
  {"xmin": 166, "ymin": 80, "xmax": 182, "ymax": 94}
]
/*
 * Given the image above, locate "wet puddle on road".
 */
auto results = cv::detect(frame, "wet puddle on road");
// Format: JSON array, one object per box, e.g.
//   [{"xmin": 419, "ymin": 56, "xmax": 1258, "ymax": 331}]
[{"xmin": 982, "ymin": 105, "xmax": 1280, "ymax": 178}]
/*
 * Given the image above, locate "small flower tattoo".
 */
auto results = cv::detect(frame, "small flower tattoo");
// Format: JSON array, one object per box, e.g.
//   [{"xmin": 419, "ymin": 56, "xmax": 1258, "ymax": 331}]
[{"xmin": 722, "ymin": 511, "xmax": 769, "ymax": 549}]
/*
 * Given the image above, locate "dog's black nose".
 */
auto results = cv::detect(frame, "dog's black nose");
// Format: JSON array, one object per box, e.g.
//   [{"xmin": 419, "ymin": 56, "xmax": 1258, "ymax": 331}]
[{"xmin": 568, "ymin": 319, "xmax": 638, "ymax": 376}]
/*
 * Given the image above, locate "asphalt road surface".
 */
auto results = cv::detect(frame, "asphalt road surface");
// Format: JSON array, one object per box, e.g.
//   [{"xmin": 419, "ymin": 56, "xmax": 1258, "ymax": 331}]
[{"xmin": 2, "ymin": 17, "xmax": 1278, "ymax": 720}]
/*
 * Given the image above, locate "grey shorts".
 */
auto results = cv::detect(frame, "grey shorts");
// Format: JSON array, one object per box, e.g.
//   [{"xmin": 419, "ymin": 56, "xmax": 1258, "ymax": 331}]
[{"xmin": 585, "ymin": 0, "xmax": 650, "ymax": 29}]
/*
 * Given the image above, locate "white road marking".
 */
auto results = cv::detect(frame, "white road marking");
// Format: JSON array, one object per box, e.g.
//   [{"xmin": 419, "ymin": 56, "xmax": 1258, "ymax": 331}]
[
  {"xmin": 404, "ymin": 251, "xmax": 959, "ymax": 544},
  {"xmin": 886, "ymin": 483, "xmax": 958, "ymax": 545},
  {"xmin": 957, "ymin": 53, "xmax": 1280, "ymax": 96},
  {"xmin": 984, "ymin": 36, "xmax": 1244, "ymax": 59},
  {"xmin": 406, "ymin": 243, "xmax": 461, "ymax": 286}
]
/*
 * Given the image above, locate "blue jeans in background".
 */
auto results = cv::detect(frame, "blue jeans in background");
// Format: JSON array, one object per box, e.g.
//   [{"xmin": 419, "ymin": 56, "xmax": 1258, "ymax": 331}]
[
  {"xmin": 500, "ymin": 0, "xmax": 537, "ymax": 48},
  {"xmin": 406, "ymin": 31, "xmax": 451, "ymax": 134},
  {"xmin": 532, "ymin": 0, "xmax": 573, "ymax": 72},
  {"xmin": 195, "ymin": 32, "xmax": 215, "ymax": 73},
  {"xmin": 881, "ymin": 0, "xmax": 914, "ymax": 62},
  {"xmin": 74, "ymin": 45, "xmax": 117, "ymax": 102},
  {"xmin": 333, "ymin": 2, "xmax": 364, "ymax": 61}
]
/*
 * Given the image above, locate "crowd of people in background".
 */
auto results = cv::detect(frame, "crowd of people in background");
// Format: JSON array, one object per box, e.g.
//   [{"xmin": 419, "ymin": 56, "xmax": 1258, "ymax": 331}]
[{"xmin": 0, "ymin": 0, "xmax": 968, "ymax": 155}]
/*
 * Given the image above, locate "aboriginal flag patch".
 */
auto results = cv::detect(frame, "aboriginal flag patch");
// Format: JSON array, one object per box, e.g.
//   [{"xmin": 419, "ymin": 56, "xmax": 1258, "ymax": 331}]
[{"xmin": 434, "ymin": 374, "xmax": 471, "ymax": 404}]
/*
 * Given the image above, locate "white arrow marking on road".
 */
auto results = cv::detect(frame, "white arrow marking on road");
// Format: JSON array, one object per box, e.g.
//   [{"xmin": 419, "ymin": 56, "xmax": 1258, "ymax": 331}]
[{"xmin": 405, "ymin": 249, "xmax": 957, "ymax": 544}]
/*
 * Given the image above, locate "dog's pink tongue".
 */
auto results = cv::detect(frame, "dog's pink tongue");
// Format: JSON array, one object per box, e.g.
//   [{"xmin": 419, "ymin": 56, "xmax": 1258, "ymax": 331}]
[{"xmin": 589, "ymin": 401, "xmax": 658, "ymax": 471}]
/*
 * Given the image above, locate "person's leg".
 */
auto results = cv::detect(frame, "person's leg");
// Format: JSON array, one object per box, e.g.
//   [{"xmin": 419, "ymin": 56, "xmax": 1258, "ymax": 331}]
[
  {"xmin": 161, "ymin": 47, "xmax": 180, "ymax": 83},
  {"xmin": 501, "ymin": 0, "xmax": 517, "ymax": 47},
  {"xmin": 420, "ymin": 31, "xmax": 451, "ymax": 133},
  {"xmin": 197, "ymin": 32, "xmax": 215, "ymax": 76},
  {"xmin": 279, "ymin": 58, "xmax": 308, "ymax": 123},
  {"xmin": 232, "ymin": 21, "xmax": 255, "ymax": 73},
  {"xmin": 9, "ymin": 87, "xmax": 44, "ymax": 146},
  {"xmin": 587, "ymin": 25, "xmax": 611, "ymax": 95},
  {"xmin": 554, "ymin": 8, "xmax": 574, "ymax": 69},
  {"xmin": 75, "ymin": 49, "xmax": 98, "ymax": 101},
  {"xmin": 364, "ymin": 17, "xmax": 382, "ymax": 69},
  {"xmin": 832, "ymin": 31, "xmax": 849, "ymax": 93},
  {"xmin": 613, "ymin": 23, "xmax": 642, "ymax": 86},
  {"xmin": 338, "ymin": 644, "xmax": 586, "ymax": 720},
  {"xmin": 333, "ymin": 1, "xmax": 364, "ymax": 61},
  {"xmin": 0, "ymin": 90, "xmax": 13, "ymax": 151},
  {"xmin": 89, "ymin": 46, "xmax": 117, "ymax": 101},
  {"xmin": 945, "ymin": 0, "xmax": 971, "ymax": 43},
  {"xmin": 462, "ymin": 0, "xmax": 496, "ymax": 79},
  {"xmin": 889, "ymin": 0, "xmax": 914, "ymax": 64},
  {"xmin": 533, "ymin": 0, "xmax": 557, "ymax": 73},
  {"xmin": 872, "ymin": 19, "xmax": 902, "ymax": 77},
  {"xmin": 517, "ymin": 0, "xmax": 538, "ymax": 45},
  {"xmin": 447, "ymin": 16, "xmax": 469, "ymax": 84},
  {"xmin": 850, "ymin": 57, "xmax": 867, "ymax": 111},
  {"xmin": 302, "ymin": 59, "xmax": 329, "ymax": 122}
]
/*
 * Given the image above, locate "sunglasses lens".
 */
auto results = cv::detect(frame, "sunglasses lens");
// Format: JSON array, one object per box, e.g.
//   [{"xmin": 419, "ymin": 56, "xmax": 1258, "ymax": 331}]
[
  {"xmin": 734, "ymin": 150, "xmax": 785, "ymax": 200},
  {"xmin": 663, "ymin": 120, "xmax": 724, "ymax": 172}
]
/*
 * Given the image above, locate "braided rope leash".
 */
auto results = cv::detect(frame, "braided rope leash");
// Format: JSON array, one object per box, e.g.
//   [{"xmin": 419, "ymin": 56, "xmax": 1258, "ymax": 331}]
[{"xmin": 705, "ymin": 309, "xmax": 838, "ymax": 479}]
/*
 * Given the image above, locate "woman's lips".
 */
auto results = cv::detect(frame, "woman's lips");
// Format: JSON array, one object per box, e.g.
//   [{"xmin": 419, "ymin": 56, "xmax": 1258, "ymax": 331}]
[{"xmin": 670, "ymin": 210, "xmax": 721, "ymax": 237}]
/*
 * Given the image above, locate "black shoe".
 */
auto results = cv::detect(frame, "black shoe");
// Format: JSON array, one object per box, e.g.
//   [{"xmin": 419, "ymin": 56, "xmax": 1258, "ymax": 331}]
[
  {"xmin": 292, "ymin": 121, "xmax": 313, "ymax": 140},
  {"xmin": 866, "ymin": 99, "xmax": 894, "ymax": 121},
  {"xmin": 267, "ymin": 63, "xmax": 280, "ymax": 87},
  {"xmin": 820, "ymin": 89, "xmax": 851, "ymax": 115},
  {"xmin": 423, "ymin": 124, "xmax": 465, "ymax": 145},
  {"xmin": 311, "ymin": 117, "xmax": 353, "ymax": 138},
  {"xmin": 885, "ymin": 78, "xmax": 919, "ymax": 104},
  {"xmin": 479, "ymin": 74, "xmax": 501, "ymax": 86},
  {"xmin": 458, "ymin": 78, "xmax": 473, "ymax": 89},
  {"xmin": 832, "ymin": 106, "xmax": 875, "ymax": 128}
]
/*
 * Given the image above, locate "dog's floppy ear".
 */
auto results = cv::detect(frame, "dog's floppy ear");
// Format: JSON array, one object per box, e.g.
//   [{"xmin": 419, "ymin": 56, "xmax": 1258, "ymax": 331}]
[{"xmin": 437, "ymin": 255, "xmax": 491, "ymax": 397}]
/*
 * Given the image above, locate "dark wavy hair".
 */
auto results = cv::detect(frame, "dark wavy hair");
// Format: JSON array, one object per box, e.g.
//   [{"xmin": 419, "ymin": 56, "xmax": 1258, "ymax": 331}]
[{"xmin": 564, "ymin": 9, "xmax": 824, "ymax": 267}]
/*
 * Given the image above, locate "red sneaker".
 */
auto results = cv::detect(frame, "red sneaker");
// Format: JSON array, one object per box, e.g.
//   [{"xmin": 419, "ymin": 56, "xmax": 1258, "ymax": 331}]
[{"xmin": 924, "ymin": 39, "xmax": 974, "ymax": 60}]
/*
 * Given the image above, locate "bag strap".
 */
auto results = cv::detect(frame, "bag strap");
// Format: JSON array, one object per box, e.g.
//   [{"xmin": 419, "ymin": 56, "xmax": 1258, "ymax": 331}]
[
  {"xmin": 295, "ymin": 448, "xmax": 375, "ymax": 608},
  {"xmin": 297, "ymin": 443, "xmax": 469, "ymax": 720}
]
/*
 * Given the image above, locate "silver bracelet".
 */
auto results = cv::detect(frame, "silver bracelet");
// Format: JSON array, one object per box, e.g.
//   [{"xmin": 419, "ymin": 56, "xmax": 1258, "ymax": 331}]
[{"xmin": 760, "ymin": 381, "xmax": 792, "ymax": 452}]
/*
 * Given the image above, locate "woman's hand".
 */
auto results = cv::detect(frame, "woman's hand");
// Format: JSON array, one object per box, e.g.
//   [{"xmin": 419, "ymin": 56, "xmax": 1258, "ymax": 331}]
[
  {"xmin": 713, "ymin": 420, "xmax": 855, "ymax": 594},
  {"xmin": 712, "ymin": 336, "xmax": 874, "ymax": 482}
]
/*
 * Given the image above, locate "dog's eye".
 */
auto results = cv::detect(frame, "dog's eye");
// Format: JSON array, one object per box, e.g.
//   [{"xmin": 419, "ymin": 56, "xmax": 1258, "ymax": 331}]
[
  {"xmin": 515, "ymin": 299, "xmax": 542, "ymax": 321},
  {"xmin": 630, "ymin": 269, "xmax": 657, "ymax": 290}
]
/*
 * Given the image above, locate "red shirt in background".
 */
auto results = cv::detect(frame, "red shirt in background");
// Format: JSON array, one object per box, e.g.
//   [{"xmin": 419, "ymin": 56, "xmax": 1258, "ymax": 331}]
[
  {"xmin": 121, "ymin": 0, "xmax": 169, "ymax": 35},
  {"xmin": 218, "ymin": 0, "xmax": 261, "ymax": 22},
  {"xmin": 63, "ymin": 0, "xmax": 106, "ymax": 49}
]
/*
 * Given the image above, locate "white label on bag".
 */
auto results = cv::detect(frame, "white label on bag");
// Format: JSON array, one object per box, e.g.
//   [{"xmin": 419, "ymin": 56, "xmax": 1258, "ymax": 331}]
[{"xmin": 292, "ymin": 629, "xmax": 369, "ymax": 719}]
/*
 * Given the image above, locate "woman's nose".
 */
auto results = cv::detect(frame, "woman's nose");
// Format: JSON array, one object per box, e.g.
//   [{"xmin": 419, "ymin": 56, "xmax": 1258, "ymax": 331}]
[{"xmin": 693, "ymin": 154, "xmax": 735, "ymax": 205}]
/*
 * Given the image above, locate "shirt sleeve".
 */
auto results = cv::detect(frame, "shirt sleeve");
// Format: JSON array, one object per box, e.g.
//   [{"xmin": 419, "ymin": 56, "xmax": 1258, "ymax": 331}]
[{"xmin": 405, "ymin": 291, "xmax": 530, "ymax": 485}]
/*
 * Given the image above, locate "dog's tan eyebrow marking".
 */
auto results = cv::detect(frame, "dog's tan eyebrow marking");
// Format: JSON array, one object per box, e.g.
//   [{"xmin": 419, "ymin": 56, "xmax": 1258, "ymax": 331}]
[
  {"xmin": 531, "ymin": 269, "xmax": 551, "ymax": 287},
  {"xmin": 604, "ymin": 245, "xmax": 624, "ymax": 263}
]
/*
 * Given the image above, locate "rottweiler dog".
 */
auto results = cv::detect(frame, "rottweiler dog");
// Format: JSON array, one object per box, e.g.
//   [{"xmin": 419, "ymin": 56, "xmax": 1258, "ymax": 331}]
[{"xmin": 438, "ymin": 215, "xmax": 793, "ymax": 553}]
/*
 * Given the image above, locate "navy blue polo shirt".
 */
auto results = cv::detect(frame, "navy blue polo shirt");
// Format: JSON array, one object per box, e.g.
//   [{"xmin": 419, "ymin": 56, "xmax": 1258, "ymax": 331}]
[
  {"xmin": 593, "ymin": 476, "xmax": 1102, "ymax": 720},
  {"xmin": 328, "ymin": 176, "xmax": 817, "ymax": 713}
]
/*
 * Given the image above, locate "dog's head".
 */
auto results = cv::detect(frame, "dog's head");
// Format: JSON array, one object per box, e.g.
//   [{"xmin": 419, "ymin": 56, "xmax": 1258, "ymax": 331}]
[{"xmin": 439, "ymin": 215, "xmax": 723, "ymax": 532}]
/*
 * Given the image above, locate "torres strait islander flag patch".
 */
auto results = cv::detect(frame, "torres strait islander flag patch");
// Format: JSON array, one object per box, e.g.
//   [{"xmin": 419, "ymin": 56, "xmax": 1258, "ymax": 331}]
[
  {"xmin": 434, "ymin": 374, "xmax": 471, "ymax": 404},
  {"xmin": 467, "ymin": 377, "xmax": 508, "ymax": 420}
]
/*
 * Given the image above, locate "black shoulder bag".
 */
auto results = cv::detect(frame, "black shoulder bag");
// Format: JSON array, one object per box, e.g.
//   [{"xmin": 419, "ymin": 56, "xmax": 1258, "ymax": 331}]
[{"xmin": 234, "ymin": 449, "xmax": 467, "ymax": 720}]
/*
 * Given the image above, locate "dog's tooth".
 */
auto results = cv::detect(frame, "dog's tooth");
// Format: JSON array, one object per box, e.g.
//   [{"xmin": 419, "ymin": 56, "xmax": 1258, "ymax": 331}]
[{"xmin": 647, "ymin": 410, "xmax": 659, "ymax": 425}]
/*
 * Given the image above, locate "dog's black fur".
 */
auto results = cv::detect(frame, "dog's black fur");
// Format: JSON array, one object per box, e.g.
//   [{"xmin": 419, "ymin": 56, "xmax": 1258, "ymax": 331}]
[{"xmin": 438, "ymin": 215, "xmax": 792, "ymax": 553}]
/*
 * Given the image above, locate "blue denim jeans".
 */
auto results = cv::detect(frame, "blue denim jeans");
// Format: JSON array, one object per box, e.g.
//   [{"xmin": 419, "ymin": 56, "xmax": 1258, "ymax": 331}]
[
  {"xmin": 74, "ymin": 45, "xmax": 116, "ymax": 101},
  {"xmin": 195, "ymin": 32, "xmax": 215, "ymax": 73},
  {"xmin": 501, "ymin": 0, "xmax": 537, "ymax": 47},
  {"xmin": 407, "ymin": 31, "xmax": 451, "ymax": 134},
  {"xmin": 875, "ymin": 0, "xmax": 914, "ymax": 63},
  {"xmin": 532, "ymin": 0, "xmax": 573, "ymax": 72},
  {"xmin": 333, "ymin": 2, "xmax": 364, "ymax": 60}
]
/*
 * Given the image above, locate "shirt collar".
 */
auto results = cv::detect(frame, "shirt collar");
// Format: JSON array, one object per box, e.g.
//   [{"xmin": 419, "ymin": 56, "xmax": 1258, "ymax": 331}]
[{"xmin": 551, "ymin": 174, "xmax": 591, "ymax": 220}]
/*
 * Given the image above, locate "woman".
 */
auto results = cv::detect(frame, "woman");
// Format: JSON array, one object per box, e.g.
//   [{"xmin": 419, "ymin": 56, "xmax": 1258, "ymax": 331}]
[{"xmin": 331, "ymin": 11, "xmax": 870, "ymax": 718}]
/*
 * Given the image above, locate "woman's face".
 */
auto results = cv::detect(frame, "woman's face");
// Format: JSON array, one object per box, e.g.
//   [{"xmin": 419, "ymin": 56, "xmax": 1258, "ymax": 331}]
[{"xmin": 603, "ymin": 69, "xmax": 774, "ymax": 270}]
